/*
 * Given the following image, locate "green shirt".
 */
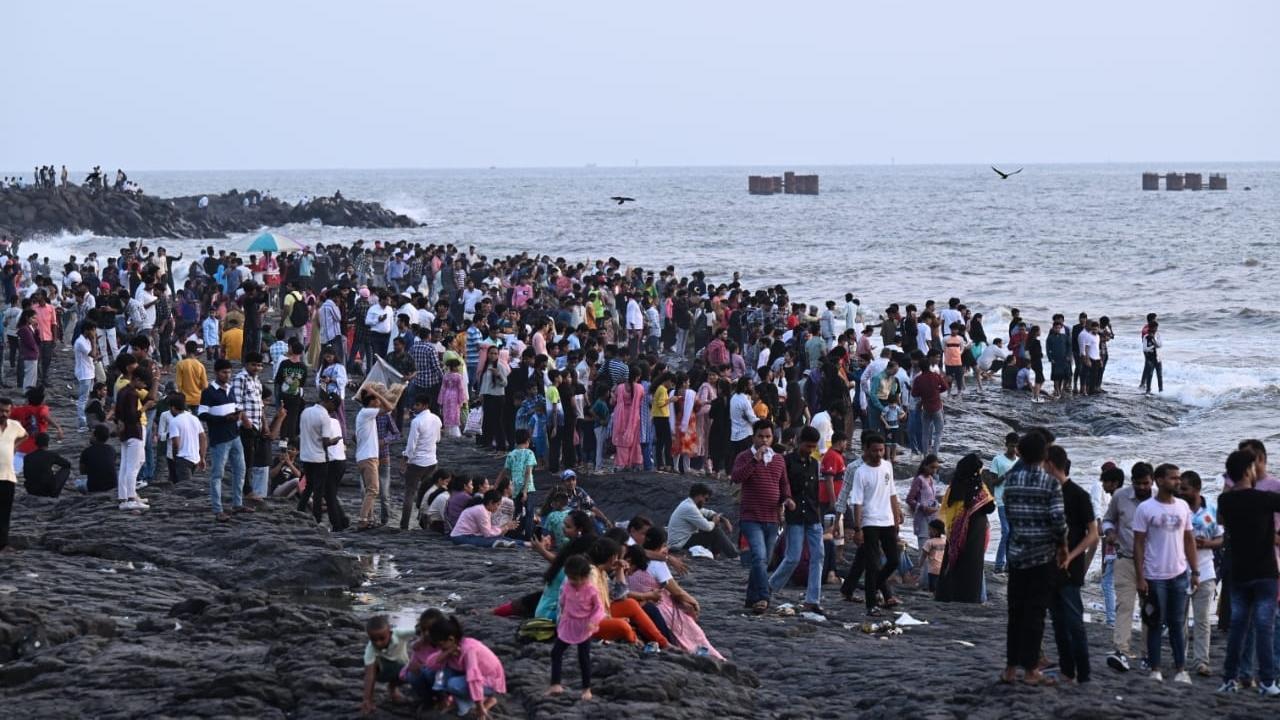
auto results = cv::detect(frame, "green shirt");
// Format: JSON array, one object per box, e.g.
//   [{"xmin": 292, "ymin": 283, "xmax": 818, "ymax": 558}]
[
  {"xmin": 505, "ymin": 447, "xmax": 538, "ymax": 495},
  {"xmin": 363, "ymin": 627, "xmax": 415, "ymax": 667}
]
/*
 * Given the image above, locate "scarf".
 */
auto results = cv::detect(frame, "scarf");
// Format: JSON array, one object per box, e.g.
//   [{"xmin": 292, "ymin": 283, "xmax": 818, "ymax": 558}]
[{"xmin": 942, "ymin": 483, "xmax": 995, "ymax": 570}]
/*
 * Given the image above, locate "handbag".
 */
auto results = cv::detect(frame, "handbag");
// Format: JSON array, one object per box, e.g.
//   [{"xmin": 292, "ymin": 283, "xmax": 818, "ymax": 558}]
[
  {"xmin": 93, "ymin": 360, "xmax": 107, "ymax": 384},
  {"xmin": 463, "ymin": 405, "xmax": 484, "ymax": 435}
]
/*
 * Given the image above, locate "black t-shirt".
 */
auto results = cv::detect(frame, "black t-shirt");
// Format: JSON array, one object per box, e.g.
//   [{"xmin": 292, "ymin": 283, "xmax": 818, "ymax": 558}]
[
  {"xmin": 1219, "ymin": 489, "xmax": 1280, "ymax": 583},
  {"xmin": 275, "ymin": 359, "xmax": 308, "ymax": 397},
  {"xmin": 22, "ymin": 448, "xmax": 71, "ymax": 493},
  {"xmin": 80, "ymin": 443, "xmax": 117, "ymax": 493},
  {"xmin": 1061, "ymin": 479, "xmax": 1095, "ymax": 586}
]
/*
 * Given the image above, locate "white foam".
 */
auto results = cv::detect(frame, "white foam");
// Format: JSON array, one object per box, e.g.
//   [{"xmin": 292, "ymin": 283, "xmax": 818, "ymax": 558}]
[
  {"xmin": 1104, "ymin": 351, "xmax": 1280, "ymax": 409},
  {"xmin": 378, "ymin": 192, "xmax": 435, "ymax": 225}
]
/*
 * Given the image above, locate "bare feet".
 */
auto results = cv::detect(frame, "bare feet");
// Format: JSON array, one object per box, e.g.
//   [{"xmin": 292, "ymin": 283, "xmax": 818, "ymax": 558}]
[
  {"xmin": 581, "ymin": 689, "xmax": 593, "ymax": 701},
  {"xmin": 999, "ymin": 667, "xmax": 1018, "ymax": 684},
  {"xmin": 545, "ymin": 684, "xmax": 564, "ymax": 697}
]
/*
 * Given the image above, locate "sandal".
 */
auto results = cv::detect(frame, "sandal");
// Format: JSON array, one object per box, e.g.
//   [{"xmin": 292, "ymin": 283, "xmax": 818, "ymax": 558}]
[
  {"xmin": 1023, "ymin": 672, "xmax": 1057, "ymax": 687},
  {"xmin": 865, "ymin": 607, "xmax": 883, "ymax": 617},
  {"xmin": 881, "ymin": 597, "xmax": 901, "ymax": 608},
  {"xmin": 751, "ymin": 600, "xmax": 769, "ymax": 615}
]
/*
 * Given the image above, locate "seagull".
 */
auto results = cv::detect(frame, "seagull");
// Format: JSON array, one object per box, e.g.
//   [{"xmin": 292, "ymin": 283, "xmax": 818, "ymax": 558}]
[
  {"xmin": 991, "ymin": 166, "xmax": 1023, "ymax": 180},
  {"xmin": 610, "ymin": 196, "xmax": 636, "ymax": 205}
]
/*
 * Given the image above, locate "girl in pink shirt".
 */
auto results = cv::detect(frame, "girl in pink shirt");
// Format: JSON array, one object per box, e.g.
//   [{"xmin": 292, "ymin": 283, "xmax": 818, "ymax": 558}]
[
  {"xmin": 547, "ymin": 555, "xmax": 603, "ymax": 701},
  {"xmin": 424, "ymin": 616, "xmax": 506, "ymax": 718}
]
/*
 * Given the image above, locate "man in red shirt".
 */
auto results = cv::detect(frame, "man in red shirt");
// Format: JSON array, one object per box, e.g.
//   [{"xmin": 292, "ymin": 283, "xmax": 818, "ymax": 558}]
[
  {"xmin": 731, "ymin": 419, "xmax": 791, "ymax": 614},
  {"xmin": 820, "ymin": 431, "xmax": 849, "ymax": 578},
  {"xmin": 31, "ymin": 290, "xmax": 57, "ymax": 386},
  {"xmin": 911, "ymin": 352, "xmax": 950, "ymax": 457}
]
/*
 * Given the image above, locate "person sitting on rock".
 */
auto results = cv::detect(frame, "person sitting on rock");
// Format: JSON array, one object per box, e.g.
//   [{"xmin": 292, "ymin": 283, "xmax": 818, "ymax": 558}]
[
  {"xmin": 665, "ymin": 482, "xmax": 739, "ymax": 559},
  {"xmin": 75, "ymin": 424, "xmax": 117, "ymax": 494},
  {"xmin": 21, "ymin": 432, "xmax": 71, "ymax": 498}
]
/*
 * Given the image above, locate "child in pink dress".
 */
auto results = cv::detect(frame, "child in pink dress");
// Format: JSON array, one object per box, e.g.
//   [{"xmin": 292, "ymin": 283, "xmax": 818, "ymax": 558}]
[
  {"xmin": 438, "ymin": 358, "xmax": 467, "ymax": 437},
  {"xmin": 547, "ymin": 555, "xmax": 603, "ymax": 701},
  {"xmin": 423, "ymin": 616, "xmax": 506, "ymax": 718}
]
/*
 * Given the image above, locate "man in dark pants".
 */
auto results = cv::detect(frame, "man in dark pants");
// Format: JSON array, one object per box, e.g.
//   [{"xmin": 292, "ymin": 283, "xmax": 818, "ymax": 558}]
[
  {"xmin": 400, "ymin": 394, "xmax": 441, "ymax": 530},
  {"xmin": 0, "ymin": 397, "xmax": 27, "ymax": 551},
  {"xmin": 1046, "ymin": 445, "xmax": 1097, "ymax": 684},
  {"xmin": 297, "ymin": 392, "xmax": 347, "ymax": 530},
  {"xmin": 1001, "ymin": 432, "xmax": 1068, "ymax": 685},
  {"xmin": 845, "ymin": 434, "xmax": 903, "ymax": 615},
  {"xmin": 21, "ymin": 432, "xmax": 71, "ymax": 498}
]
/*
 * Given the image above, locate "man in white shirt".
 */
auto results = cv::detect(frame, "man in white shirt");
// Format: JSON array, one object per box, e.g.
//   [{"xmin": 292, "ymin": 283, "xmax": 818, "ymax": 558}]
[
  {"xmin": 165, "ymin": 395, "xmax": 206, "ymax": 486},
  {"xmin": 0, "ymin": 397, "xmax": 29, "ymax": 551},
  {"xmin": 978, "ymin": 338, "xmax": 1011, "ymax": 378},
  {"xmin": 400, "ymin": 394, "xmax": 442, "ymax": 530},
  {"xmin": 843, "ymin": 295, "xmax": 862, "ymax": 335},
  {"xmin": 666, "ymin": 482, "xmax": 738, "ymax": 559},
  {"xmin": 73, "ymin": 321, "xmax": 99, "ymax": 431},
  {"xmin": 842, "ymin": 434, "xmax": 903, "ymax": 615},
  {"xmin": 1078, "ymin": 322, "xmax": 1102, "ymax": 395},
  {"xmin": 354, "ymin": 388, "xmax": 393, "ymax": 529},
  {"xmin": 625, "ymin": 293, "xmax": 644, "ymax": 359},
  {"xmin": 297, "ymin": 393, "xmax": 347, "ymax": 530},
  {"xmin": 364, "ymin": 293, "xmax": 393, "ymax": 370}
]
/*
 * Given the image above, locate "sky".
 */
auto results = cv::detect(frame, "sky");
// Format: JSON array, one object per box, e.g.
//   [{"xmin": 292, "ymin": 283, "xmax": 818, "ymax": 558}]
[{"xmin": 4, "ymin": 1, "xmax": 1276, "ymax": 170}]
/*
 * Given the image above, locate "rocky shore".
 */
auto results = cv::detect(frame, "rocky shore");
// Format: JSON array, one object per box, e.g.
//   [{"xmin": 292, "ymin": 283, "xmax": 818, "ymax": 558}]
[
  {"xmin": 0, "ymin": 185, "xmax": 417, "ymax": 244},
  {"xmin": 0, "ymin": 349, "xmax": 1271, "ymax": 719}
]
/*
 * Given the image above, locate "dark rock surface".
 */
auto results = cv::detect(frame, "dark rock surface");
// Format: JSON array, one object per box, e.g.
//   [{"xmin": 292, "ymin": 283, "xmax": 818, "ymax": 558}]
[
  {"xmin": 0, "ymin": 185, "xmax": 417, "ymax": 242},
  {"xmin": 0, "ymin": 345, "xmax": 1265, "ymax": 719}
]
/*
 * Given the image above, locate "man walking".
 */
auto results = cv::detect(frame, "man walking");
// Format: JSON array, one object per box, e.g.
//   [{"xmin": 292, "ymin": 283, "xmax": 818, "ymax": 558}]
[
  {"xmin": 199, "ymin": 359, "xmax": 249, "ymax": 521},
  {"xmin": 400, "ymin": 394, "xmax": 441, "ymax": 530},
  {"xmin": 1000, "ymin": 432, "xmax": 1066, "ymax": 685},
  {"xmin": 1132, "ymin": 463, "xmax": 1198, "ymax": 684},
  {"xmin": 768, "ymin": 425, "xmax": 826, "ymax": 614},
  {"xmin": 731, "ymin": 420, "xmax": 790, "ymax": 614},
  {"xmin": 1046, "ymin": 445, "xmax": 1097, "ymax": 684},
  {"xmin": 1102, "ymin": 462, "xmax": 1153, "ymax": 673},
  {"xmin": 232, "ymin": 352, "xmax": 269, "ymax": 500},
  {"xmin": 845, "ymin": 434, "xmax": 903, "ymax": 616}
]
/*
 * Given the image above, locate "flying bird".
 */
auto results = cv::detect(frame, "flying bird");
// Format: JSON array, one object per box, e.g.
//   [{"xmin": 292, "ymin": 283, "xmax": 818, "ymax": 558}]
[
  {"xmin": 991, "ymin": 166, "xmax": 1023, "ymax": 180},
  {"xmin": 610, "ymin": 196, "xmax": 636, "ymax": 205}
]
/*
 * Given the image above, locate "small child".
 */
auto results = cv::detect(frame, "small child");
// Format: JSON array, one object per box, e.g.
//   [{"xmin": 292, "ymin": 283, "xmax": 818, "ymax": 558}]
[
  {"xmin": 529, "ymin": 403, "xmax": 550, "ymax": 462},
  {"xmin": 361, "ymin": 615, "xmax": 414, "ymax": 716},
  {"xmin": 438, "ymin": 357, "xmax": 467, "ymax": 438},
  {"xmin": 424, "ymin": 616, "xmax": 506, "ymax": 718},
  {"xmin": 881, "ymin": 400, "xmax": 903, "ymax": 459},
  {"xmin": 398, "ymin": 609, "xmax": 446, "ymax": 710},
  {"xmin": 923, "ymin": 519, "xmax": 947, "ymax": 593},
  {"xmin": 540, "ymin": 490, "xmax": 570, "ymax": 548},
  {"xmin": 498, "ymin": 429, "xmax": 538, "ymax": 539},
  {"xmin": 547, "ymin": 554, "xmax": 604, "ymax": 701},
  {"xmin": 202, "ymin": 312, "xmax": 221, "ymax": 361}
]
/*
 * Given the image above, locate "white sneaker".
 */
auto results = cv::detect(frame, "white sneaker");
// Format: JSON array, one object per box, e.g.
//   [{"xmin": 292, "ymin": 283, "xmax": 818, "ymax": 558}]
[
  {"xmin": 1260, "ymin": 681, "xmax": 1280, "ymax": 697},
  {"xmin": 1150, "ymin": 670, "xmax": 1164, "ymax": 683},
  {"xmin": 1217, "ymin": 679, "xmax": 1239, "ymax": 693},
  {"xmin": 1173, "ymin": 671, "xmax": 1192, "ymax": 685},
  {"xmin": 135, "ymin": 480, "xmax": 149, "ymax": 490},
  {"xmin": 119, "ymin": 500, "xmax": 146, "ymax": 511}
]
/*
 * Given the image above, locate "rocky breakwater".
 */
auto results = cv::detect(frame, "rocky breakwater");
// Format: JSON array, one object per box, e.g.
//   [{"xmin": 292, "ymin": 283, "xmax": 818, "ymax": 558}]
[{"xmin": 0, "ymin": 185, "xmax": 418, "ymax": 242}]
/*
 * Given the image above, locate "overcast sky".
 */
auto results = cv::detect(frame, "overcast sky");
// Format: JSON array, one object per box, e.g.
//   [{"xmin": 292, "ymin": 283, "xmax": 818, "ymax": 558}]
[{"xmin": 5, "ymin": 1, "xmax": 1276, "ymax": 170}]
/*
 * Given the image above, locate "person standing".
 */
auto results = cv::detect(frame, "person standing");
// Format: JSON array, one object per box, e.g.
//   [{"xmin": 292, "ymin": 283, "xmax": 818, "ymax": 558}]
[
  {"xmin": 1132, "ymin": 463, "xmax": 1198, "ymax": 684},
  {"xmin": 232, "ymin": 352, "xmax": 269, "ymax": 501},
  {"xmin": 73, "ymin": 320, "xmax": 99, "ymax": 432},
  {"xmin": 1217, "ymin": 448, "xmax": 1280, "ymax": 696},
  {"xmin": 1000, "ymin": 432, "xmax": 1066, "ymax": 686},
  {"xmin": 1102, "ymin": 462, "xmax": 1153, "ymax": 673},
  {"xmin": 0, "ymin": 397, "xmax": 28, "ymax": 551},
  {"xmin": 1179, "ymin": 470, "xmax": 1223, "ymax": 677},
  {"xmin": 165, "ymin": 395, "xmax": 206, "ymax": 486},
  {"xmin": 845, "ymin": 433, "xmax": 904, "ymax": 616},
  {"xmin": 991, "ymin": 432, "xmax": 1019, "ymax": 573},
  {"xmin": 911, "ymin": 359, "xmax": 949, "ymax": 456},
  {"xmin": 199, "ymin": 359, "xmax": 248, "ymax": 522},
  {"xmin": 1045, "ymin": 315, "xmax": 1073, "ymax": 399},
  {"xmin": 1045, "ymin": 445, "xmax": 1097, "ymax": 685},
  {"xmin": 768, "ymin": 425, "xmax": 825, "ymax": 614},
  {"xmin": 297, "ymin": 392, "xmax": 347, "ymax": 530},
  {"xmin": 476, "ymin": 346, "xmax": 508, "ymax": 452},
  {"xmin": 114, "ymin": 372, "xmax": 150, "ymax": 512},
  {"xmin": 401, "ymin": 394, "xmax": 442, "ymax": 530},
  {"xmin": 354, "ymin": 388, "xmax": 394, "ymax": 530},
  {"xmin": 1140, "ymin": 320, "xmax": 1163, "ymax": 394},
  {"xmin": 731, "ymin": 420, "xmax": 790, "ymax": 614}
]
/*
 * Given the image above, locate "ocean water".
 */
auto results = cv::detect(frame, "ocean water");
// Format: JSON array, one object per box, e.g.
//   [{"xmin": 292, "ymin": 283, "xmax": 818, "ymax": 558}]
[{"xmin": 18, "ymin": 164, "xmax": 1280, "ymax": 485}]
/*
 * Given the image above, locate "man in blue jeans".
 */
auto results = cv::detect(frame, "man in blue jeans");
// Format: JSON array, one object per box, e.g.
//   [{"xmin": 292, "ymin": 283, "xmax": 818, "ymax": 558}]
[
  {"xmin": 769, "ymin": 426, "xmax": 826, "ymax": 614},
  {"xmin": 730, "ymin": 420, "xmax": 790, "ymax": 615},
  {"xmin": 72, "ymin": 320, "xmax": 98, "ymax": 431},
  {"xmin": 1132, "ymin": 462, "xmax": 1197, "ymax": 684},
  {"xmin": 990, "ymin": 432, "xmax": 1019, "ymax": 572},
  {"xmin": 1046, "ymin": 445, "xmax": 1097, "ymax": 683},
  {"xmin": 1217, "ymin": 447, "xmax": 1280, "ymax": 695},
  {"xmin": 199, "ymin": 359, "xmax": 249, "ymax": 522}
]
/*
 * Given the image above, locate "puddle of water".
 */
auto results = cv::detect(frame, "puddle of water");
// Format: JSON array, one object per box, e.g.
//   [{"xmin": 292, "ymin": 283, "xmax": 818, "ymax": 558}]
[{"xmin": 356, "ymin": 553, "xmax": 402, "ymax": 582}]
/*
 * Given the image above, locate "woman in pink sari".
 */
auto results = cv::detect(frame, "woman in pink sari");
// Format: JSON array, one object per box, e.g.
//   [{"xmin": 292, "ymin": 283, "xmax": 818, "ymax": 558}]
[
  {"xmin": 611, "ymin": 365, "xmax": 644, "ymax": 471},
  {"xmin": 625, "ymin": 536, "xmax": 723, "ymax": 659}
]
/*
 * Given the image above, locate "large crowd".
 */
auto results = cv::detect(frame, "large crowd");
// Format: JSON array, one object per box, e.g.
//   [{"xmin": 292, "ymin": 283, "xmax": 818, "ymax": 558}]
[{"xmin": 0, "ymin": 236, "xmax": 1272, "ymax": 718}]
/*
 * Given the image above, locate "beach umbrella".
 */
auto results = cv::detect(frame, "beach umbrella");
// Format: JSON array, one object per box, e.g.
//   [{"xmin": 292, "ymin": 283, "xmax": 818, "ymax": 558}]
[{"xmin": 243, "ymin": 232, "xmax": 303, "ymax": 253}]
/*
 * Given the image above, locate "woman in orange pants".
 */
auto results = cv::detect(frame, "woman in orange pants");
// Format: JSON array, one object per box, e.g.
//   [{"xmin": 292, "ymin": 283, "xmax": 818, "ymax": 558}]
[{"xmin": 590, "ymin": 539, "xmax": 671, "ymax": 648}]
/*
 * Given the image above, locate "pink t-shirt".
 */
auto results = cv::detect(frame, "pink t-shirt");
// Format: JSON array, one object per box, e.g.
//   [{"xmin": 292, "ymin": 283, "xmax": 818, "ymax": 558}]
[{"xmin": 1133, "ymin": 496, "xmax": 1192, "ymax": 580}]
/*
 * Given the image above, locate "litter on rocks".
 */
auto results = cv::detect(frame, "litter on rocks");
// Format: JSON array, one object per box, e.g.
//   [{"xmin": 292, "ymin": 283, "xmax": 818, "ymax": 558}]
[
  {"xmin": 894, "ymin": 612, "xmax": 928, "ymax": 626},
  {"xmin": 953, "ymin": 640, "xmax": 976, "ymax": 648},
  {"xmin": 800, "ymin": 612, "xmax": 827, "ymax": 622},
  {"xmin": 447, "ymin": 593, "xmax": 463, "ymax": 602}
]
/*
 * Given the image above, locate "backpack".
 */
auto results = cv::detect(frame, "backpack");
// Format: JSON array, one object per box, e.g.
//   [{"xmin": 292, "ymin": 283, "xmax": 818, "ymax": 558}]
[
  {"xmin": 515, "ymin": 618, "xmax": 557, "ymax": 644},
  {"xmin": 288, "ymin": 292, "xmax": 309, "ymax": 328}
]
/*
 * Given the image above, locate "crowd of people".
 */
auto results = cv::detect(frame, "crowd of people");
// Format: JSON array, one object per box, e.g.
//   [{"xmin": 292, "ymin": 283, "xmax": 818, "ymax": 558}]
[
  {"xmin": 0, "ymin": 235, "xmax": 1273, "ymax": 717},
  {"xmin": 1, "ymin": 165, "xmax": 138, "ymax": 193}
]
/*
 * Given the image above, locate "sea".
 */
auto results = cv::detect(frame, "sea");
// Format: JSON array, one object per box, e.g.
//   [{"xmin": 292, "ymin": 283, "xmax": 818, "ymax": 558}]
[{"xmin": 16, "ymin": 163, "xmax": 1280, "ymax": 490}]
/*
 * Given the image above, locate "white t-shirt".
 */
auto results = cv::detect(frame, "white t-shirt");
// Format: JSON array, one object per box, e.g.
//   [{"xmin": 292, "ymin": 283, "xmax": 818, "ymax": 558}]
[
  {"xmin": 365, "ymin": 304, "xmax": 392, "ymax": 334},
  {"xmin": 299, "ymin": 405, "xmax": 332, "ymax": 463},
  {"xmin": 73, "ymin": 335, "xmax": 96, "ymax": 381},
  {"xmin": 167, "ymin": 411, "xmax": 204, "ymax": 464},
  {"xmin": 134, "ymin": 285, "xmax": 157, "ymax": 329},
  {"xmin": 850, "ymin": 461, "xmax": 897, "ymax": 528},
  {"xmin": 326, "ymin": 418, "xmax": 345, "ymax": 461},
  {"xmin": 0, "ymin": 420, "xmax": 28, "ymax": 483},
  {"xmin": 1133, "ymin": 496, "xmax": 1192, "ymax": 580},
  {"xmin": 649, "ymin": 559, "xmax": 674, "ymax": 584},
  {"xmin": 978, "ymin": 344, "xmax": 1010, "ymax": 371},
  {"xmin": 1078, "ymin": 330, "xmax": 1100, "ymax": 361},
  {"xmin": 354, "ymin": 407, "xmax": 380, "ymax": 462},
  {"xmin": 810, "ymin": 411, "xmax": 833, "ymax": 455}
]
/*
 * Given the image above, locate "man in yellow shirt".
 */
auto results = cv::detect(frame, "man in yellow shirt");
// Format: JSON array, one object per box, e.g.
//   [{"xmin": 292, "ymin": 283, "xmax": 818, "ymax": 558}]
[
  {"xmin": 175, "ymin": 340, "xmax": 208, "ymax": 406},
  {"xmin": 221, "ymin": 319, "xmax": 244, "ymax": 362}
]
